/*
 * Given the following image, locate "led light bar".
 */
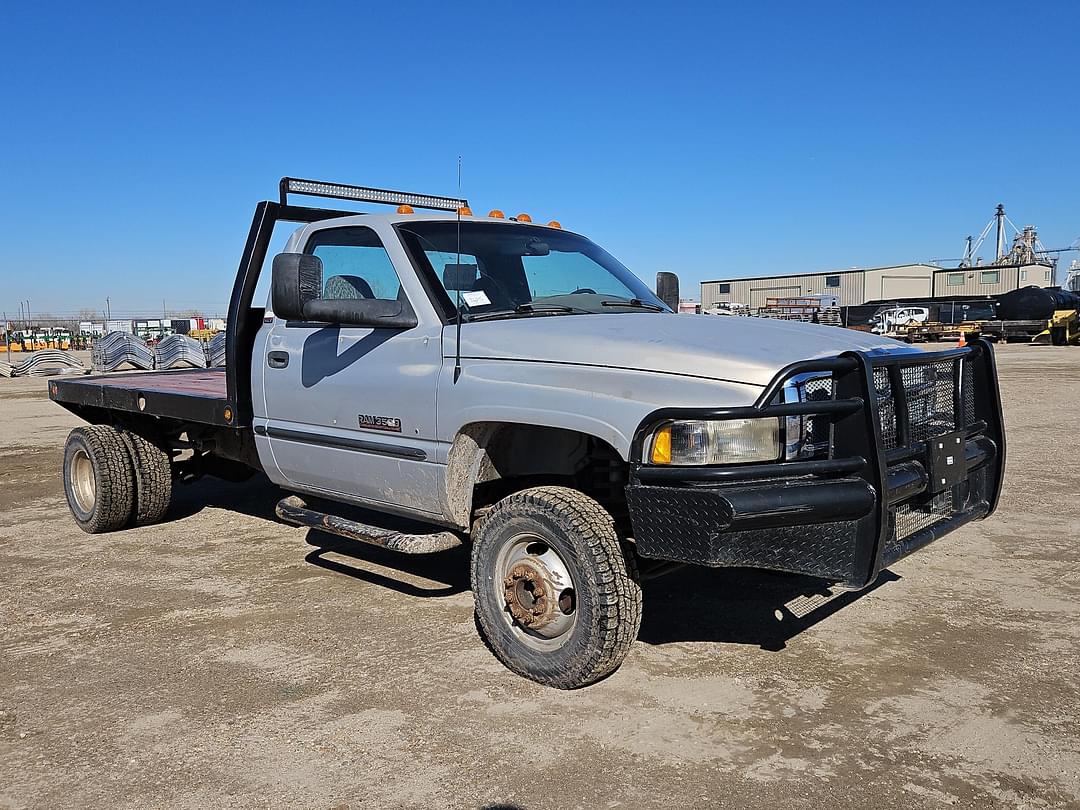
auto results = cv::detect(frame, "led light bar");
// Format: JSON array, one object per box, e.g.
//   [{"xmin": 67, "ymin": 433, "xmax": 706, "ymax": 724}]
[{"xmin": 279, "ymin": 177, "xmax": 467, "ymax": 212}]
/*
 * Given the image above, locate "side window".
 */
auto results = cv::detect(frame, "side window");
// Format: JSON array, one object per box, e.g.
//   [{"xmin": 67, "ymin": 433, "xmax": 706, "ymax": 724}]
[{"xmin": 305, "ymin": 227, "xmax": 403, "ymax": 302}]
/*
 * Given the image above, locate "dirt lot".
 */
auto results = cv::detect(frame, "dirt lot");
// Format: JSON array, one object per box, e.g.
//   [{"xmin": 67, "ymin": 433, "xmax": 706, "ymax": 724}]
[{"xmin": 1, "ymin": 344, "xmax": 1078, "ymax": 809}]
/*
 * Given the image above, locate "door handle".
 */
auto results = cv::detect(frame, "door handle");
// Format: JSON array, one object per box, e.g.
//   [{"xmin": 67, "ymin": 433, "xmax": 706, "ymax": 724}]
[{"xmin": 267, "ymin": 351, "xmax": 289, "ymax": 369}]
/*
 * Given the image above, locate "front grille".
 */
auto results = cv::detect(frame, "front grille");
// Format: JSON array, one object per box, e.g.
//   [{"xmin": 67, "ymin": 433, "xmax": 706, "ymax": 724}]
[
  {"xmin": 903, "ymin": 360, "xmax": 959, "ymax": 442},
  {"xmin": 801, "ymin": 376, "xmax": 834, "ymax": 456},
  {"xmin": 785, "ymin": 375, "xmax": 835, "ymax": 459},
  {"xmin": 873, "ymin": 357, "xmax": 974, "ymax": 447},
  {"xmin": 873, "ymin": 355, "xmax": 977, "ymax": 556},
  {"xmin": 873, "ymin": 368, "xmax": 898, "ymax": 450},
  {"xmin": 779, "ymin": 353, "xmax": 980, "ymax": 572}
]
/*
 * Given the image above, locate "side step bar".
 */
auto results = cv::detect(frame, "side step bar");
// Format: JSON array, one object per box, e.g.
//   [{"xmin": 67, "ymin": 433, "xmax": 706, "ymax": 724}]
[{"xmin": 275, "ymin": 495, "xmax": 463, "ymax": 554}]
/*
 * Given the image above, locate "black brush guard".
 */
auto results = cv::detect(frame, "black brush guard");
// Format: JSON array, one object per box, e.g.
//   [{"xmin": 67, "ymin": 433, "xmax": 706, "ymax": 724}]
[{"xmin": 625, "ymin": 338, "xmax": 1005, "ymax": 590}]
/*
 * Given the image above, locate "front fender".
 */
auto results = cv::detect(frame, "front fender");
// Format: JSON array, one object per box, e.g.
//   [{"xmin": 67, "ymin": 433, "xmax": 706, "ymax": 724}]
[{"xmin": 436, "ymin": 358, "xmax": 761, "ymax": 462}]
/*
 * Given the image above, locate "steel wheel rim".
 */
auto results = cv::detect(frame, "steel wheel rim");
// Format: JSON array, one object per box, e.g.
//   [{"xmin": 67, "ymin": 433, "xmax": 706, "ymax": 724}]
[
  {"xmin": 493, "ymin": 531, "xmax": 578, "ymax": 651},
  {"xmin": 70, "ymin": 448, "xmax": 96, "ymax": 514}
]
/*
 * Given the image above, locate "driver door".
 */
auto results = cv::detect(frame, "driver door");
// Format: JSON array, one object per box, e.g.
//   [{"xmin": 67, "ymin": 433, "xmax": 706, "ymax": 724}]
[{"xmin": 258, "ymin": 225, "xmax": 444, "ymax": 516}]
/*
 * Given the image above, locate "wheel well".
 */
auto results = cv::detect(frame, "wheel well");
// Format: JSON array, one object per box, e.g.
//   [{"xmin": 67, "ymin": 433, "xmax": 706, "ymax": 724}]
[{"xmin": 445, "ymin": 422, "xmax": 629, "ymax": 530}]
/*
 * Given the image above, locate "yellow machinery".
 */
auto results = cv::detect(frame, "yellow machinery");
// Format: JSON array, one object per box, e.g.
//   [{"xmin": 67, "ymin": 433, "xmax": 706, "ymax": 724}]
[{"xmin": 1032, "ymin": 310, "xmax": 1080, "ymax": 346}]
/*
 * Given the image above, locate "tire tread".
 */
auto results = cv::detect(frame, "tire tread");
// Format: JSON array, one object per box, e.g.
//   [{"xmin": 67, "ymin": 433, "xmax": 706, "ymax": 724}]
[
  {"xmin": 119, "ymin": 429, "xmax": 172, "ymax": 526},
  {"xmin": 64, "ymin": 425, "xmax": 135, "ymax": 533},
  {"xmin": 471, "ymin": 486, "xmax": 642, "ymax": 689}
]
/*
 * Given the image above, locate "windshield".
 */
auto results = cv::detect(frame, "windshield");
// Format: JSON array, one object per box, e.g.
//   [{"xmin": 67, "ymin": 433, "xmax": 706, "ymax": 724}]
[{"xmin": 396, "ymin": 221, "xmax": 669, "ymax": 318}]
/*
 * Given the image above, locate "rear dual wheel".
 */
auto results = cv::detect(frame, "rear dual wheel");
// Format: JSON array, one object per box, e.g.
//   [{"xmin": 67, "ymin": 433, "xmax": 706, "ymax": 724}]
[
  {"xmin": 63, "ymin": 425, "xmax": 171, "ymax": 533},
  {"xmin": 120, "ymin": 430, "xmax": 173, "ymax": 526}
]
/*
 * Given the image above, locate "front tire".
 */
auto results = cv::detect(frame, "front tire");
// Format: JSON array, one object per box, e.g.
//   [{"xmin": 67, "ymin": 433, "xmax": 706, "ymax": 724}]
[
  {"xmin": 63, "ymin": 426, "xmax": 135, "ymax": 534},
  {"xmin": 471, "ymin": 486, "xmax": 642, "ymax": 689}
]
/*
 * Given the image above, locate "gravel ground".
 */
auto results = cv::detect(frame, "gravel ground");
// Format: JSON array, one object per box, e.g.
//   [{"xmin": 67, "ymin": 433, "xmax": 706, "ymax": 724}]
[{"xmin": 1, "ymin": 344, "xmax": 1078, "ymax": 809}]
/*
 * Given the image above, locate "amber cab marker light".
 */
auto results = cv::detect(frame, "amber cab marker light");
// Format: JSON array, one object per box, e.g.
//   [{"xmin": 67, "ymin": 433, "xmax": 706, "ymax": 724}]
[
  {"xmin": 396, "ymin": 204, "xmax": 414, "ymax": 214},
  {"xmin": 457, "ymin": 206, "xmax": 473, "ymax": 216},
  {"xmin": 650, "ymin": 425, "xmax": 673, "ymax": 464},
  {"xmin": 516, "ymin": 213, "xmax": 532, "ymax": 223},
  {"xmin": 487, "ymin": 209, "xmax": 505, "ymax": 219},
  {"xmin": 547, "ymin": 220, "xmax": 562, "ymax": 229}
]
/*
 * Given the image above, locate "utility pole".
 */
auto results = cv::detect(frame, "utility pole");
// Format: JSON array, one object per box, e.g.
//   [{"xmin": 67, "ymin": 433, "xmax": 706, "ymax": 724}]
[
  {"xmin": 106, "ymin": 297, "xmax": 111, "ymax": 322},
  {"xmin": 3, "ymin": 311, "xmax": 9, "ymax": 362}
]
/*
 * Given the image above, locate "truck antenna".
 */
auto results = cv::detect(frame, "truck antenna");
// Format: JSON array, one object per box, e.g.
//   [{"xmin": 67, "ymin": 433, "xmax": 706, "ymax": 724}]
[{"xmin": 453, "ymin": 155, "xmax": 464, "ymax": 383}]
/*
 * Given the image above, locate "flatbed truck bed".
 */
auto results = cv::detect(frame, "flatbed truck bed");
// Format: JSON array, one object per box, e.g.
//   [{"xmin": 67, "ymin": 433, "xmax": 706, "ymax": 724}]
[{"xmin": 49, "ymin": 368, "xmax": 233, "ymax": 427}]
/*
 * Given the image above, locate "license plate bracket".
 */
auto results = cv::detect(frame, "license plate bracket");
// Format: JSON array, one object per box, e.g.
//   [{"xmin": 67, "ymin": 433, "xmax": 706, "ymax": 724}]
[{"xmin": 927, "ymin": 431, "xmax": 966, "ymax": 493}]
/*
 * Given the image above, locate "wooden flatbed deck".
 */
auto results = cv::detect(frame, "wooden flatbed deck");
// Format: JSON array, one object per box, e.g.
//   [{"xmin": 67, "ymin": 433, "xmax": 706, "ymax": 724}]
[{"xmin": 48, "ymin": 368, "xmax": 235, "ymax": 426}]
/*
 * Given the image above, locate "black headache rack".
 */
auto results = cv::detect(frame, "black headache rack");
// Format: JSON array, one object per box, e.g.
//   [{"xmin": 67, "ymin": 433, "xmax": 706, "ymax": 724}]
[{"xmin": 625, "ymin": 338, "xmax": 1006, "ymax": 590}]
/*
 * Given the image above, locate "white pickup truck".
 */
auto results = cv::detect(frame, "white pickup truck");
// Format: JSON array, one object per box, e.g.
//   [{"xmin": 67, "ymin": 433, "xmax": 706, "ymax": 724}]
[{"xmin": 50, "ymin": 178, "xmax": 1007, "ymax": 688}]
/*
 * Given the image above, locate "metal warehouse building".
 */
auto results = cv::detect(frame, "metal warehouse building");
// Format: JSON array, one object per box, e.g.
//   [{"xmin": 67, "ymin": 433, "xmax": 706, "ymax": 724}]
[{"xmin": 701, "ymin": 261, "xmax": 1055, "ymax": 311}]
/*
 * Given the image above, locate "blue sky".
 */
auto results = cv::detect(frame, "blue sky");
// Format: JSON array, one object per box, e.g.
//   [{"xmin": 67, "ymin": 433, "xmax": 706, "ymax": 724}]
[{"xmin": 2, "ymin": 1, "xmax": 1077, "ymax": 317}]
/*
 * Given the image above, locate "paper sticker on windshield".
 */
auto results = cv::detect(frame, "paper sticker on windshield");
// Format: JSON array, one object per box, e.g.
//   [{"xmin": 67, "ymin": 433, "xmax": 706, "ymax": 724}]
[{"xmin": 461, "ymin": 290, "xmax": 490, "ymax": 307}]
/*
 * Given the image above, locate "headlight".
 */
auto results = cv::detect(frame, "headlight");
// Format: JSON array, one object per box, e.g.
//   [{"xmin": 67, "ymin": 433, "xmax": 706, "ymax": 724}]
[{"xmin": 647, "ymin": 418, "xmax": 780, "ymax": 465}]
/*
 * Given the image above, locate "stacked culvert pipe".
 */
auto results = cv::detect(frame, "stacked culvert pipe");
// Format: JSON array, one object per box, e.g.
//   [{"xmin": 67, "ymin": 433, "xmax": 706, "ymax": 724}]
[
  {"xmin": 0, "ymin": 350, "xmax": 86, "ymax": 378},
  {"xmin": 92, "ymin": 332, "xmax": 154, "ymax": 372},
  {"xmin": 154, "ymin": 334, "xmax": 207, "ymax": 369}
]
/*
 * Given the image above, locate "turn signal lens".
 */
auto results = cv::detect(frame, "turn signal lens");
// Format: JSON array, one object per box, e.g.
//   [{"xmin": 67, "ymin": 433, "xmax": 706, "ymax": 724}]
[
  {"xmin": 396, "ymin": 204, "xmax": 414, "ymax": 214},
  {"xmin": 487, "ymin": 209, "xmax": 505, "ymax": 218},
  {"xmin": 547, "ymin": 220, "xmax": 562, "ymax": 229},
  {"xmin": 650, "ymin": 426, "xmax": 673, "ymax": 464},
  {"xmin": 516, "ymin": 213, "xmax": 532, "ymax": 222},
  {"xmin": 457, "ymin": 206, "xmax": 473, "ymax": 216}
]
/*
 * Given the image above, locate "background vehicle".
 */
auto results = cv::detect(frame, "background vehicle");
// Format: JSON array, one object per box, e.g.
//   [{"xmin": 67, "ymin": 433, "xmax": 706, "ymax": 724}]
[
  {"xmin": 870, "ymin": 306, "xmax": 930, "ymax": 334},
  {"xmin": 49, "ymin": 178, "xmax": 1007, "ymax": 688},
  {"xmin": 703, "ymin": 302, "xmax": 751, "ymax": 316}
]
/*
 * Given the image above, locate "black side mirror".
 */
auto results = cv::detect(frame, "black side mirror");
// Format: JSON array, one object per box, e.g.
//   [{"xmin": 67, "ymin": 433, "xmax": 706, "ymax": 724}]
[
  {"xmin": 656, "ymin": 271, "xmax": 680, "ymax": 311},
  {"xmin": 272, "ymin": 253, "xmax": 322, "ymax": 321},
  {"xmin": 272, "ymin": 252, "xmax": 418, "ymax": 329}
]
